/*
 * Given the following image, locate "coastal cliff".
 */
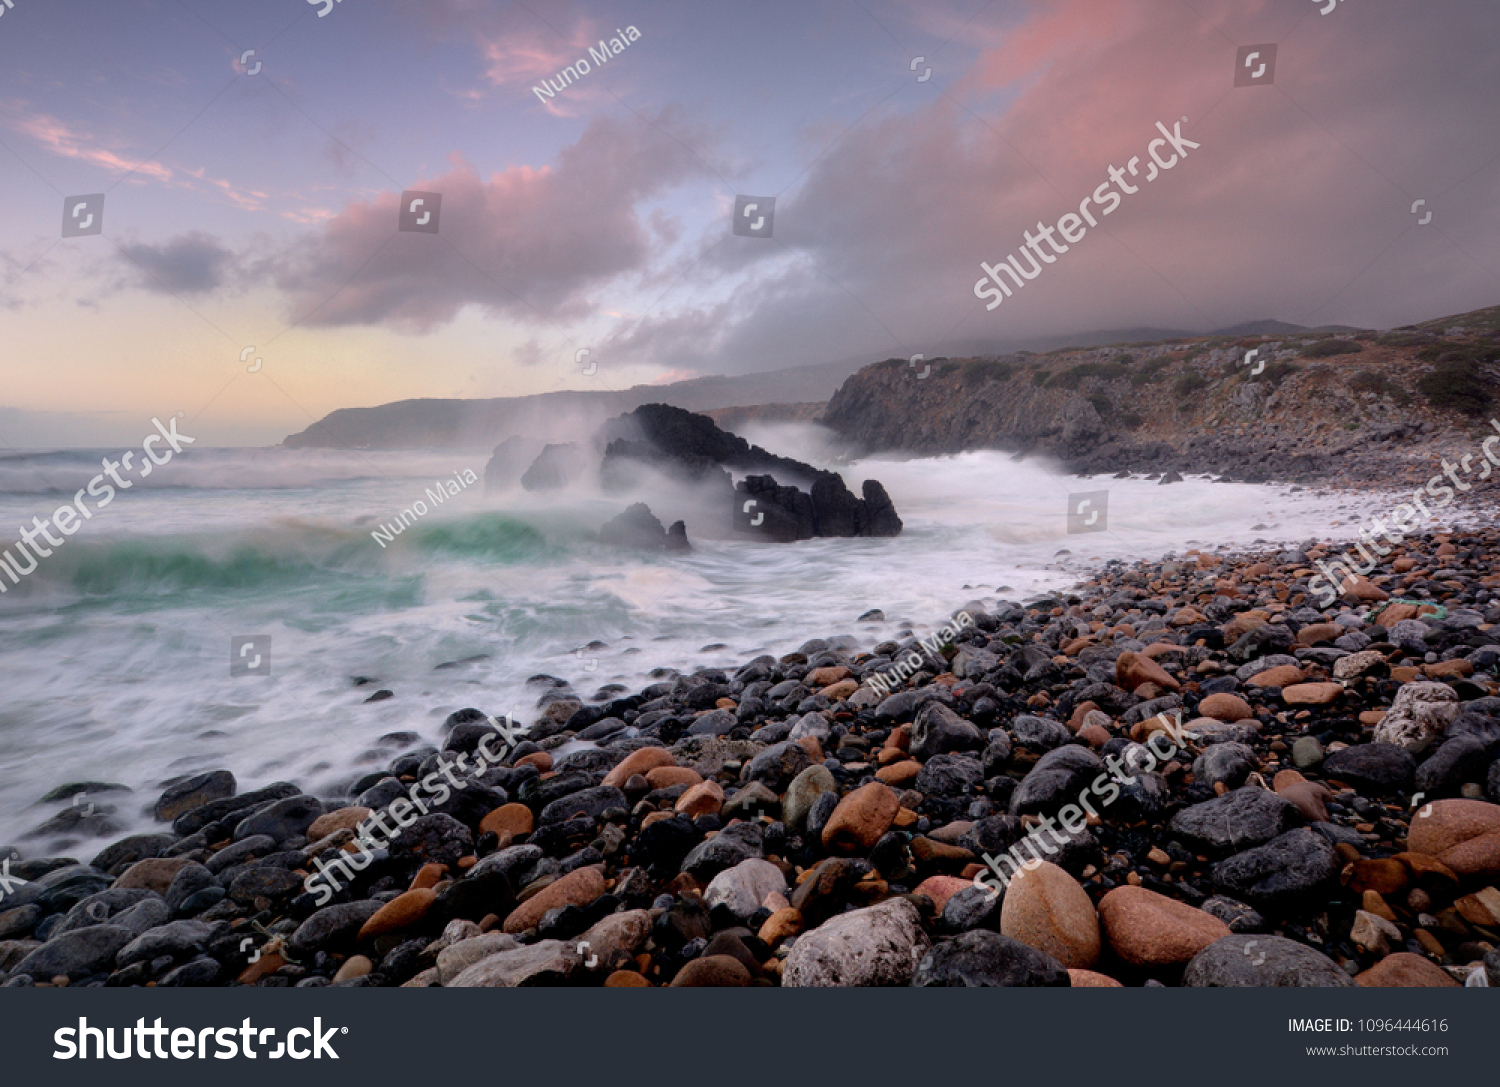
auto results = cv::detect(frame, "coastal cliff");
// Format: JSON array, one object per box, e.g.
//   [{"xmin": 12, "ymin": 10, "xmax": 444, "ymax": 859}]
[{"xmin": 821, "ymin": 305, "xmax": 1500, "ymax": 488}]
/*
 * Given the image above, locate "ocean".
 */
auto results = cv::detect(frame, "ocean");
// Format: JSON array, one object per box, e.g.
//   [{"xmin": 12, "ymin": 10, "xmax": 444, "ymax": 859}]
[{"xmin": 0, "ymin": 425, "xmax": 1406, "ymax": 853}]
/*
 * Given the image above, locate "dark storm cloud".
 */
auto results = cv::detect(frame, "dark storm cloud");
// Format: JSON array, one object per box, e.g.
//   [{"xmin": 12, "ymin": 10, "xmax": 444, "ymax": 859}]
[{"xmin": 116, "ymin": 232, "xmax": 237, "ymax": 295}]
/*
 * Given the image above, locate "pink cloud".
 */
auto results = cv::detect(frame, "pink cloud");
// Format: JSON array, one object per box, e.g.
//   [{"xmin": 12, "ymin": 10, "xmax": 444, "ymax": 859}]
[
  {"xmin": 273, "ymin": 107, "xmax": 719, "ymax": 331},
  {"xmin": 4, "ymin": 105, "xmax": 174, "ymax": 184}
]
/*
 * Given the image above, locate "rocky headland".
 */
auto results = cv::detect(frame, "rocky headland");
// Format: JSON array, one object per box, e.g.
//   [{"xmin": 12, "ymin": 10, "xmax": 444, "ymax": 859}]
[{"xmin": 823, "ymin": 306, "xmax": 1500, "ymax": 489}]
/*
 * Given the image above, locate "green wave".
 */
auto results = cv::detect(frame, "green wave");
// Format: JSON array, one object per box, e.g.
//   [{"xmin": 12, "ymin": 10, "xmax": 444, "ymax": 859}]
[{"xmin": 16, "ymin": 515, "xmax": 557, "ymax": 599}]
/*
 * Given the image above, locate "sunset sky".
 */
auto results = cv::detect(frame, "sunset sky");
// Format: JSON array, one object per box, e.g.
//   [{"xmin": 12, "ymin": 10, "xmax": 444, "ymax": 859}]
[{"xmin": 1, "ymin": 0, "xmax": 1497, "ymax": 447}]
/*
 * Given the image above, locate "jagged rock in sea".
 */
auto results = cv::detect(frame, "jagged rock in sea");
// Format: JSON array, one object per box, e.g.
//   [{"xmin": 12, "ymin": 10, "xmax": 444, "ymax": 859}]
[
  {"xmin": 736, "ymin": 475, "xmax": 902, "ymax": 542},
  {"xmin": 600, "ymin": 403, "xmax": 810, "ymax": 488},
  {"xmin": 484, "ymin": 436, "xmax": 546, "ymax": 493},
  {"xmin": 599, "ymin": 503, "xmax": 690, "ymax": 552},
  {"xmin": 601, "ymin": 404, "xmax": 902, "ymax": 541},
  {"xmin": 521, "ymin": 443, "xmax": 593, "ymax": 491}
]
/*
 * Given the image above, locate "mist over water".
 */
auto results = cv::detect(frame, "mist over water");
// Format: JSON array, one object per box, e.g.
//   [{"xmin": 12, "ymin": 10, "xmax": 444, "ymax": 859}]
[{"xmin": 0, "ymin": 432, "xmax": 1447, "ymax": 851}]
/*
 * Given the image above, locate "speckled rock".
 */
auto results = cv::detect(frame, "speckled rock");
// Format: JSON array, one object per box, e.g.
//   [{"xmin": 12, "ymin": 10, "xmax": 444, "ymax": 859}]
[
  {"xmin": 783, "ymin": 897, "xmax": 930, "ymax": 987},
  {"xmin": 1098, "ymin": 885, "xmax": 1229, "ymax": 966}
]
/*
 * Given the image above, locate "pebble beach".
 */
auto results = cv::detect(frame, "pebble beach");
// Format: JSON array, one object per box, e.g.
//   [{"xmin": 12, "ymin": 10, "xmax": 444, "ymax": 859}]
[{"xmin": 4, "ymin": 516, "xmax": 1500, "ymax": 989}]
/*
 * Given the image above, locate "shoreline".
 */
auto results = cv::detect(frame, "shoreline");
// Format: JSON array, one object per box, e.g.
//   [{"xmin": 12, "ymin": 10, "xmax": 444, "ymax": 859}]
[{"xmin": 3, "ymin": 515, "xmax": 1500, "ymax": 987}]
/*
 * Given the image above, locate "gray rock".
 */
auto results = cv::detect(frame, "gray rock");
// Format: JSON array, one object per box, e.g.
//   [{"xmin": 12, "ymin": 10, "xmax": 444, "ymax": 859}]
[
  {"xmin": 1449, "ymin": 706, "xmax": 1500, "ymax": 747},
  {"xmin": 357, "ymin": 777, "xmax": 407, "ymax": 811},
  {"xmin": 704, "ymin": 859, "xmax": 787, "ymax": 920},
  {"xmin": 1193, "ymin": 743, "xmax": 1258, "ymax": 789},
  {"xmin": 788, "ymin": 712, "xmax": 832, "ymax": 742},
  {"xmin": 391, "ymin": 814, "xmax": 472, "ymax": 868},
  {"xmin": 1386, "ymin": 619, "xmax": 1432, "ymax": 654},
  {"xmin": 1190, "ymin": 719, "xmax": 1262, "ymax": 746},
  {"xmin": 1120, "ymin": 694, "xmax": 1184, "ymax": 727},
  {"xmin": 0, "ymin": 906, "xmax": 40, "ymax": 940},
  {"xmin": 914, "ymin": 753, "xmax": 984, "ymax": 798},
  {"xmin": 982, "ymin": 734, "xmax": 1013, "ymax": 777},
  {"xmin": 1200, "ymin": 896, "xmax": 1266, "ymax": 934},
  {"xmin": 232, "ymin": 795, "xmax": 323, "ymax": 843},
  {"xmin": 911, "ymin": 929, "xmax": 1070, "ymax": 987},
  {"xmin": 1332, "ymin": 650, "xmax": 1387, "ymax": 681},
  {"xmin": 1321, "ymin": 743, "xmax": 1416, "ymax": 796},
  {"xmin": 50, "ymin": 889, "xmax": 155, "ymax": 936},
  {"xmin": 12, "ymin": 925, "xmax": 133, "ymax": 981},
  {"xmin": 1234, "ymin": 655, "xmax": 1300, "ymax": 683},
  {"xmin": 722, "ymin": 782, "xmax": 780, "ymax": 822},
  {"xmin": 1212, "ymin": 828, "xmax": 1341, "ymax": 912},
  {"xmin": 781, "ymin": 765, "xmax": 837, "ymax": 831},
  {"xmin": 1009, "ymin": 745, "xmax": 1104, "ymax": 817},
  {"xmin": 0, "ymin": 940, "xmax": 42, "ymax": 973},
  {"xmin": 742, "ymin": 741, "xmax": 815, "ymax": 792},
  {"xmin": 749, "ymin": 719, "xmax": 793, "ymax": 744},
  {"xmin": 952, "ymin": 646, "xmax": 1000, "ymax": 679},
  {"xmin": 1291, "ymin": 736, "xmax": 1325, "ymax": 771},
  {"xmin": 1415, "ymin": 735, "xmax": 1490, "ymax": 798},
  {"xmin": 110, "ymin": 897, "xmax": 172, "ymax": 937},
  {"xmin": 1169, "ymin": 787, "xmax": 1303, "ymax": 856},
  {"xmin": 116, "ymin": 920, "xmax": 214, "ymax": 968},
  {"xmin": 1009, "ymin": 715, "xmax": 1072, "ymax": 752},
  {"xmin": 467, "ymin": 844, "xmax": 543, "ymax": 885},
  {"xmin": 228, "ymin": 867, "xmax": 304, "ymax": 905},
  {"xmin": 783, "ymin": 897, "xmax": 930, "ymax": 987},
  {"xmin": 158, "ymin": 956, "xmax": 223, "ymax": 986},
  {"xmin": 874, "ymin": 688, "xmax": 944, "ymax": 724},
  {"xmin": 205, "ymin": 835, "xmax": 278, "ymax": 874},
  {"xmin": 164, "ymin": 864, "xmax": 216, "ymax": 914},
  {"xmin": 154, "ymin": 771, "xmax": 235, "ymax": 822},
  {"xmin": 942, "ymin": 883, "xmax": 1003, "ymax": 932},
  {"xmin": 171, "ymin": 781, "xmax": 300, "ymax": 837},
  {"xmin": 552, "ymin": 747, "xmax": 620, "ymax": 776},
  {"xmin": 684, "ymin": 709, "xmax": 738, "ymax": 737},
  {"xmin": 805, "ymin": 791, "xmax": 839, "ymax": 844},
  {"xmin": 287, "ymin": 900, "xmax": 383, "ymax": 955},
  {"xmin": 538, "ymin": 785, "xmax": 627, "ymax": 826},
  {"xmin": 435, "ymin": 933, "xmax": 520, "ymax": 983},
  {"xmin": 90, "ymin": 834, "xmax": 177, "ymax": 876},
  {"xmin": 446, "ymin": 939, "xmax": 577, "ymax": 986},
  {"xmin": 1112, "ymin": 767, "xmax": 1173, "ymax": 822},
  {"xmin": 679, "ymin": 821, "xmax": 762, "ymax": 882},
  {"xmin": 3, "ymin": 865, "xmax": 112, "ymax": 914},
  {"xmin": 1184, "ymin": 934, "xmax": 1353, "ymax": 987},
  {"xmin": 910, "ymin": 702, "xmax": 983, "ymax": 761}
]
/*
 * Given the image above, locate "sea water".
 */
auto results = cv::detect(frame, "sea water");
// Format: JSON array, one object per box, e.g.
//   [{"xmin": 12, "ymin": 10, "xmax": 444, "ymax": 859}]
[{"xmin": 0, "ymin": 430, "xmax": 1437, "ymax": 851}]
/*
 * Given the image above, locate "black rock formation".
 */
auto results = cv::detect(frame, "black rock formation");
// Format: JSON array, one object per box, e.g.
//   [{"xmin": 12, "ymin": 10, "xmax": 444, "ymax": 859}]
[
  {"xmin": 601, "ymin": 404, "xmax": 902, "ymax": 541},
  {"xmin": 735, "ymin": 475, "xmax": 901, "ymax": 542}
]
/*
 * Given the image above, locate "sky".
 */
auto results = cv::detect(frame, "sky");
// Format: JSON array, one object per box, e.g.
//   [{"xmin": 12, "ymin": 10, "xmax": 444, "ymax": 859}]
[{"xmin": 1, "ymin": 0, "xmax": 1497, "ymax": 447}]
